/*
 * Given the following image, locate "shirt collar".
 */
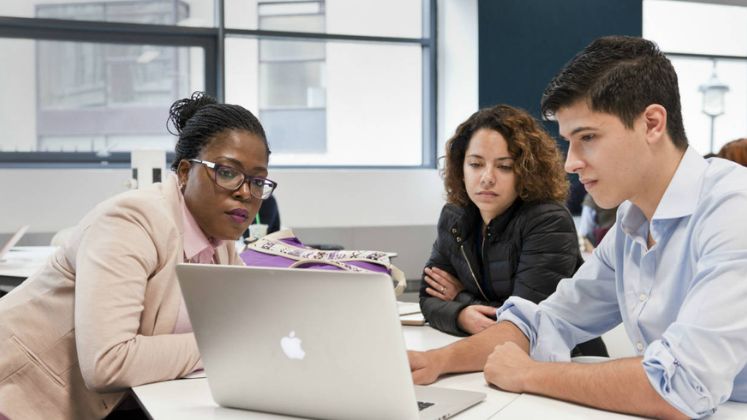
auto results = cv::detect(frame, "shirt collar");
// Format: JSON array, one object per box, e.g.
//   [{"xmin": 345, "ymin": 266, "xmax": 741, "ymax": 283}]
[
  {"xmin": 180, "ymin": 193, "xmax": 221, "ymax": 261},
  {"xmin": 621, "ymin": 147, "xmax": 707, "ymax": 236}
]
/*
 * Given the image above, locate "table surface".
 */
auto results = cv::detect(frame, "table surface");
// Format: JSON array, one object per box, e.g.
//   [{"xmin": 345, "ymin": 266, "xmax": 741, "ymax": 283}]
[
  {"xmin": 132, "ymin": 325, "xmax": 746, "ymax": 419},
  {"xmin": 0, "ymin": 246, "xmax": 55, "ymax": 277},
  {"xmin": 0, "ymin": 246, "xmax": 55, "ymax": 291}
]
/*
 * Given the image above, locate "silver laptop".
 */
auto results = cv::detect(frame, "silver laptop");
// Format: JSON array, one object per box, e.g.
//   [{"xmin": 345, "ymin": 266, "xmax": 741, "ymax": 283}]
[
  {"xmin": 177, "ymin": 264, "xmax": 485, "ymax": 420},
  {"xmin": 0, "ymin": 225, "xmax": 29, "ymax": 262}
]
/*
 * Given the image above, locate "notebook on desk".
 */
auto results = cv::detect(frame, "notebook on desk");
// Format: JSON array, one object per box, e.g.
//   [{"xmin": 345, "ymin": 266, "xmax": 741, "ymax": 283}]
[
  {"xmin": 0, "ymin": 225, "xmax": 29, "ymax": 262},
  {"xmin": 398, "ymin": 301, "xmax": 426, "ymax": 326},
  {"xmin": 177, "ymin": 264, "xmax": 485, "ymax": 420}
]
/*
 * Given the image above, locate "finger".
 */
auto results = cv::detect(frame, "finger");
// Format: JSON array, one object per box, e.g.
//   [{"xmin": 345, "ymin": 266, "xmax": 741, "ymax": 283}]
[
  {"xmin": 424, "ymin": 287, "xmax": 444, "ymax": 298},
  {"xmin": 407, "ymin": 351, "xmax": 424, "ymax": 369},
  {"xmin": 475, "ymin": 305, "xmax": 498, "ymax": 316},
  {"xmin": 479, "ymin": 319, "xmax": 496, "ymax": 330},
  {"xmin": 426, "ymin": 268, "xmax": 449, "ymax": 284},
  {"xmin": 433, "ymin": 268, "xmax": 459, "ymax": 285},
  {"xmin": 412, "ymin": 369, "xmax": 432, "ymax": 385},
  {"xmin": 424, "ymin": 267, "xmax": 444, "ymax": 282},
  {"xmin": 425, "ymin": 277, "xmax": 448, "ymax": 294},
  {"xmin": 423, "ymin": 276, "xmax": 440, "ymax": 289},
  {"xmin": 428, "ymin": 267, "xmax": 458, "ymax": 287}
]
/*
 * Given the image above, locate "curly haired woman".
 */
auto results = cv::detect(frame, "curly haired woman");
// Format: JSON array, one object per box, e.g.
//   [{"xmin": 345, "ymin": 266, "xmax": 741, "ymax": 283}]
[{"xmin": 420, "ymin": 104, "xmax": 606, "ymax": 356}]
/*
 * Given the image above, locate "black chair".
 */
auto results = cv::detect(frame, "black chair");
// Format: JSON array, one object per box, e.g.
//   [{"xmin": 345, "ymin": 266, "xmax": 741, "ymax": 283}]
[
  {"xmin": 242, "ymin": 196, "xmax": 343, "ymax": 250},
  {"xmin": 243, "ymin": 195, "xmax": 281, "ymax": 240}
]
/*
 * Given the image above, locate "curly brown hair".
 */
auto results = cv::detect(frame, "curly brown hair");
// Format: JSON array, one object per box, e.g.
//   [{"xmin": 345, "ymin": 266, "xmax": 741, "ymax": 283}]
[
  {"xmin": 718, "ymin": 138, "xmax": 747, "ymax": 166},
  {"xmin": 443, "ymin": 104, "xmax": 568, "ymax": 207}
]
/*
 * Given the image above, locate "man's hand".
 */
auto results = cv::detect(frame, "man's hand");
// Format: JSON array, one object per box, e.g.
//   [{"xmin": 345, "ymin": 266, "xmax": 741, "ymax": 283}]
[
  {"xmin": 483, "ymin": 341, "xmax": 534, "ymax": 393},
  {"xmin": 408, "ymin": 350, "xmax": 446, "ymax": 385},
  {"xmin": 457, "ymin": 305, "xmax": 497, "ymax": 334}
]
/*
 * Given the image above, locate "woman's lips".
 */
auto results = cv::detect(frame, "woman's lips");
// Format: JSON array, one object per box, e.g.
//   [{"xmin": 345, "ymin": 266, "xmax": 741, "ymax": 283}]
[
  {"xmin": 226, "ymin": 208, "xmax": 249, "ymax": 224},
  {"xmin": 477, "ymin": 191, "xmax": 498, "ymax": 197}
]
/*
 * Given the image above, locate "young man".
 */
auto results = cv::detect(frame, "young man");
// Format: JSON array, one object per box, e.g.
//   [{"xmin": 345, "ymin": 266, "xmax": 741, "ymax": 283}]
[{"xmin": 408, "ymin": 36, "xmax": 747, "ymax": 419}]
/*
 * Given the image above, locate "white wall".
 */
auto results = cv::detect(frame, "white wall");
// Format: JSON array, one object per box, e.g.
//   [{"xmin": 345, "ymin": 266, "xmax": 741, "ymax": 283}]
[
  {"xmin": 643, "ymin": 0, "xmax": 747, "ymax": 154},
  {"xmin": 0, "ymin": 0, "xmax": 478, "ymax": 235}
]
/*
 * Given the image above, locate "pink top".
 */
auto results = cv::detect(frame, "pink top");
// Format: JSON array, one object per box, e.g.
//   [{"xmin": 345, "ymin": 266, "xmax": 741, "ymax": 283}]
[{"xmin": 173, "ymin": 194, "xmax": 222, "ymax": 334}]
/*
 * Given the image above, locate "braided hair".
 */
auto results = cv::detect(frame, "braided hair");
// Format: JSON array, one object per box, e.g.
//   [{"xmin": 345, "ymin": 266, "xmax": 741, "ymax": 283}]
[{"xmin": 168, "ymin": 92, "xmax": 269, "ymax": 170}]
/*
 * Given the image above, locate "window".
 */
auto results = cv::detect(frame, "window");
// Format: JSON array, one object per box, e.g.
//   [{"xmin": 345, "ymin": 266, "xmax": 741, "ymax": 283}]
[
  {"xmin": 0, "ymin": 0, "xmax": 436, "ymax": 168},
  {"xmin": 644, "ymin": 0, "xmax": 747, "ymax": 155},
  {"xmin": 225, "ymin": 0, "xmax": 433, "ymax": 166},
  {"xmin": 258, "ymin": 1, "xmax": 326, "ymax": 153}
]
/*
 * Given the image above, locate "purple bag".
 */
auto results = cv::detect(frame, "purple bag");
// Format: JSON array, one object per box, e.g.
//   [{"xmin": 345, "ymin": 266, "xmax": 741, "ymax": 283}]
[{"xmin": 240, "ymin": 230, "xmax": 406, "ymax": 295}]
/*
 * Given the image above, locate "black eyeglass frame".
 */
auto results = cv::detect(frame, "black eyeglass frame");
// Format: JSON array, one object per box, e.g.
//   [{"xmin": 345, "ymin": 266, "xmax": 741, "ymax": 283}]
[{"xmin": 189, "ymin": 158, "xmax": 278, "ymax": 200}]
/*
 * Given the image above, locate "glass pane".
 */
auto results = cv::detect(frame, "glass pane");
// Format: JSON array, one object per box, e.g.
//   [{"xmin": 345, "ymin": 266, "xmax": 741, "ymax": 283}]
[
  {"xmin": 260, "ymin": 14, "xmax": 325, "ymax": 32},
  {"xmin": 669, "ymin": 56, "xmax": 747, "ymax": 155},
  {"xmin": 226, "ymin": 36, "xmax": 423, "ymax": 166},
  {"xmin": 0, "ymin": 0, "xmax": 214, "ymax": 27},
  {"xmin": 644, "ymin": 0, "xmax": 747, "ymax": 56},
  {"xmin": 260, "ymin": 39, "xmax": 325, "ymax": 61},
  {"xmin": 259, "ymin": 61, "xmax": 325, "ymax": 109},
  {"xmin": 0, "ymin": 38, "xmax": 204, "ymax": 153},
  {"xmin": 225, "ymin": 0, "xmax": 423, "ymax": 39},
  {"xmin": 260, "ymin": 109, "xmax": 326, "ymax": 152}
]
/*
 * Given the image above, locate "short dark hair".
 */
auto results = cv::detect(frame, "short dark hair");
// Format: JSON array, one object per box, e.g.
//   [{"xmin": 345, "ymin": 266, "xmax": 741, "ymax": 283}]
[
  {"xmin": 541, "ymin": 36, "xmax": 688, "ymax": 150},
  {"xmin": 443, "ymin": 104, "xmax": 568, "ymax": 207},
  {"xmin": 168, "ymin": 91, "xmax": 270, "ymax": 170}
]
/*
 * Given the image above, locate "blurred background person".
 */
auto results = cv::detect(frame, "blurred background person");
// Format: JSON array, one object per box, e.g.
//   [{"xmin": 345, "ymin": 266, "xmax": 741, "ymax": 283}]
[{"xmin": 717, "ymin": 137, "xmax": 747, "ymax": 166}]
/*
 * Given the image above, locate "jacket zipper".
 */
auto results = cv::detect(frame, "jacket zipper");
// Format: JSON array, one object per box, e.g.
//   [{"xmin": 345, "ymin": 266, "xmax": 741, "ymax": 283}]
[{"xmin": 460, "ymin": 244, "xmax": 489, "ymax": 301}]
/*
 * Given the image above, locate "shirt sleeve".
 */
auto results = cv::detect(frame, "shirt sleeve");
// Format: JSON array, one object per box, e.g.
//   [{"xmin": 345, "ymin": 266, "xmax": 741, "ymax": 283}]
[
  {"xmin": 74, "ymin": 199, "xmax": 201, "ymax": 392},
  {"xmin": 641, "ymin": 192, "xmax": 747, "ymax": 419},
  {"xmin": 496, "ymin": 226, "xmax": 622, "ymax": 362}
]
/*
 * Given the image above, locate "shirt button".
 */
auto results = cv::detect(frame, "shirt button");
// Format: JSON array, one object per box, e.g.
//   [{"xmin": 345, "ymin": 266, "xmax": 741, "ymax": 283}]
[
  {"xmin": 636, "ymin": 342, "xmax": 644, "ymax": 351},
  {"xmin": 639, "ymin": 294, "xmax": 647, "ymax": 302},
  {"xmin": 451, "ymin": 228, "xmax": 457, "ymax": 234}
]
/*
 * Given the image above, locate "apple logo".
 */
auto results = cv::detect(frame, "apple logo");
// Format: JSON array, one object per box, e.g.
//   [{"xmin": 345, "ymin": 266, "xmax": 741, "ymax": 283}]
[{"xmin": 280, "ymin": 331, "xmax": 306, "ymax": 360}]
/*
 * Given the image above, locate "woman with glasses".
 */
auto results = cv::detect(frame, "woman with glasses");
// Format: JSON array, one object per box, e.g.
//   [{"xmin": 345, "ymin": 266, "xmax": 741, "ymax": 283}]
[
  {"xmin": 420, "ymin": 105, "xmax": 606, "ymax": 355},
  {"xmin": 0, "ymin": 92, "xmax": 277, "ymax": 419}
]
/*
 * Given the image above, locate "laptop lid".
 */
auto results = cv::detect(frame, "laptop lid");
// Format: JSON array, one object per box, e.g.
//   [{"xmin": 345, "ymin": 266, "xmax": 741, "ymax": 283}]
[
  {"xmin": 177, "ymin": 264, "xmax": 484, "ymax": 420},
  {"xmin": 0, "ymin": 225, "xmax": 29, "ymax": 262}
]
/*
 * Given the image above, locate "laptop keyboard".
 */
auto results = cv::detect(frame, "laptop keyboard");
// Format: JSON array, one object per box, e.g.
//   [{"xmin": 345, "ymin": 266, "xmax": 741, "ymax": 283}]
[{"xmin": 417, "ymin": 401, "xmax": 435, "ymax": 411}]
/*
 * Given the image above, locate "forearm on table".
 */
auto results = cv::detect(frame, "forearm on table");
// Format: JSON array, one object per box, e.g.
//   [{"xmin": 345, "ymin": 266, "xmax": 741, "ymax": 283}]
[
  {"xmin": 436, "ymin": 321, "xmax": 529, "ymax": 374},
  {"xmin": 523, "ymin": 357, "xmax": 687, "ymax": 419},
  {"xmin": 80, "ymin": 332, "xmax": 201, "ymax": 392}
]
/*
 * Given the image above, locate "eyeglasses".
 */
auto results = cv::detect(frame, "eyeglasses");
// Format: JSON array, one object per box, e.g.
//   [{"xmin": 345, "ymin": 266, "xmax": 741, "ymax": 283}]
[{"xmin": 189, "ymin": 159, "xmax": 277, "ymax": 200}]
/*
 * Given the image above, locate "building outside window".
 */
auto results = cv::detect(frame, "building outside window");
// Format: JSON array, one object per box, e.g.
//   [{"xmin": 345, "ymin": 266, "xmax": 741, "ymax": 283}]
[
  {"xmin": 257, "ymin": 0, "xmax": 327, "ymax": 153},
  {"xmin": 0, "ymin": 0, "xmax": 435, "ymax": 167}
]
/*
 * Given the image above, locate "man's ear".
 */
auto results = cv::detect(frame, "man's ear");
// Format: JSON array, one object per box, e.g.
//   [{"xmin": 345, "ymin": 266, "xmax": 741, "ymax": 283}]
[{"xmin": 642, "ymin": 104, "xmax": 668, "ymax": 145}]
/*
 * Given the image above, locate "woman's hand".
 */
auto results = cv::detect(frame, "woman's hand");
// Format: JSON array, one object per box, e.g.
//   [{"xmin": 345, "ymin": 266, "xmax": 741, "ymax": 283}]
[
  {"xmin": 424, "ymin": 266, "xmax": 464, "ymax": 301},
  {"xmin": 457, "ymin": 304, "xmax": 497, "ymax": 334}
]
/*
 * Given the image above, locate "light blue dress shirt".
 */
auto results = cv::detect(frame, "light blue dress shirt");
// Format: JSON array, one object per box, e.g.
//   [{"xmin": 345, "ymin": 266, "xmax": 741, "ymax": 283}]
[{"xmin": 496, "ymin": 147, "xmax": 747, "ymax": 418}]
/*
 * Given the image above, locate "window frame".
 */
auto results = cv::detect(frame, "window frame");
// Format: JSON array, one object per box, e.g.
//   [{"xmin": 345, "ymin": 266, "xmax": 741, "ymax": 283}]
[{"xmin": 0, "ymin": 0, "xmax": 437, "ymax": 169}]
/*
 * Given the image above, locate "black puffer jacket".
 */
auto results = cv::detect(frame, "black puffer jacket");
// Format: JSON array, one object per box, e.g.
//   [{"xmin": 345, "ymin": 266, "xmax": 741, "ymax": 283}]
[{"xmin": 420, "ymin": 200, "xmax": 607, "ymax": 356}]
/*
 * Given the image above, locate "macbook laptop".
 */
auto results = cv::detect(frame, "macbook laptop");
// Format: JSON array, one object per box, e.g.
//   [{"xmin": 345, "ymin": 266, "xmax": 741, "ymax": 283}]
[
  {"xmin": 176, "ymin": 264, "xmax": 485, "ymax": 420},
  {"xmin": 0, "ymin": 225, "xmax": 29, "ymax": 262}
]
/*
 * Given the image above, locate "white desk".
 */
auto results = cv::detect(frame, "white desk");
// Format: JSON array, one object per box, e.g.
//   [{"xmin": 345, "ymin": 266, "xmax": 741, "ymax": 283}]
[
  {"xmin": 133, "ymin": 326, "xmax": 520, "ymax": 419},
  {"xmin": 133, "ymin": 326, "xmax": 747, "ymax": 419},
  {"xmin": 0, "ymin": 246, "xmax": 55, "ymax": 292}
]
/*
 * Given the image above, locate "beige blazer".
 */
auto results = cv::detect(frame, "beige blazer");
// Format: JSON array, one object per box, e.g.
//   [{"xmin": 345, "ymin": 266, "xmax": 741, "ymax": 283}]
[{"xmin": 0, "ymin": 175, "xmax": 243, "ymax": 419}]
